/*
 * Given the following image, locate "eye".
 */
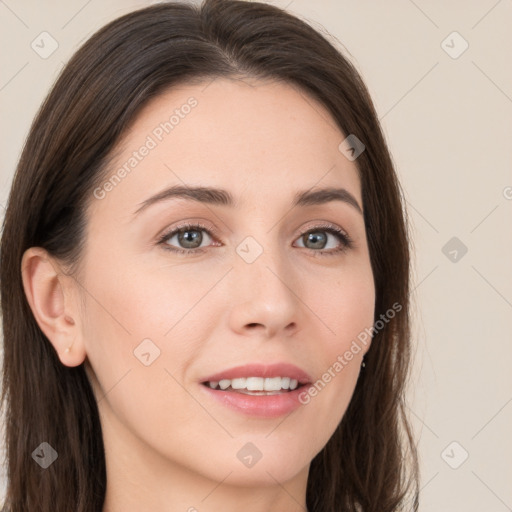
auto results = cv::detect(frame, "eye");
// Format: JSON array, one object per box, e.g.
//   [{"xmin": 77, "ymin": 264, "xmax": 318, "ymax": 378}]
[
  {"xmin": 157, "ymin": 223, "xmax": 217, "ymax": 254},
  {"xmin": 294, "ymin": 224, "xmax": 353, "ymax": 256}
]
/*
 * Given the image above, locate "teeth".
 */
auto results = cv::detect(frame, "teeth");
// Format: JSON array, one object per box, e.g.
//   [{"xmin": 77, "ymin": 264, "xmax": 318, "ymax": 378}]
[
  {"xmin": 218, "ymin": 379, "xmax": 231, "ymax": 390},
  {"xmin": 231, "ymin": 378, "xmax": 246, "ymax": 390},
  {"xmin": 246, "ymin": 377, "xmax": 264, "ymax": 390},
  {"xmin": 206, "ymin": 376, "xmax": 301, "ymax": 391},
  {"xmin": 264, "ymin": 377, "xmax": 282, "ymax": 391}
]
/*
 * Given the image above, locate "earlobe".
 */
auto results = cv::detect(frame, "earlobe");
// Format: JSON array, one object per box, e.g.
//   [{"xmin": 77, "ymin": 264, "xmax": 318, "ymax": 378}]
[{"xmin": 20, "ymin": 247, "xmax": 86, "ymax": 367}]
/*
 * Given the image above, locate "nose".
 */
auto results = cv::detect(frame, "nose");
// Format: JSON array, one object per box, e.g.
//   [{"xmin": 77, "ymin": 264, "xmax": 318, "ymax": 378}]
[{"xmin": 227, "ymin": 241, "xmax": 301, "ymax": 339}]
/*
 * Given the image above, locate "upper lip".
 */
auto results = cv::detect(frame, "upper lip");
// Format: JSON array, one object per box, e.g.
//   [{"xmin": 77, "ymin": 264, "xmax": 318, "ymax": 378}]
[{"xmin": 201, "ymin": 363, "xmax": 313, "ymax": 385}]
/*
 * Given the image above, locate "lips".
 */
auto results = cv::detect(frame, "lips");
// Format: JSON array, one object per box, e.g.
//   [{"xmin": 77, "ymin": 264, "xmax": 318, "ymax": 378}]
[{"xmin": 199, "ymin": 363, "xmax": 313, "ymax": 417}]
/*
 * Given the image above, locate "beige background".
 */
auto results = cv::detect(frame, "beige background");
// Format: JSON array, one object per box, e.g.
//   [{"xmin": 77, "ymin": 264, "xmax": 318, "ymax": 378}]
[{"xmin": 1, "ymin": 1, "xmax": 511, "ymax": 510}]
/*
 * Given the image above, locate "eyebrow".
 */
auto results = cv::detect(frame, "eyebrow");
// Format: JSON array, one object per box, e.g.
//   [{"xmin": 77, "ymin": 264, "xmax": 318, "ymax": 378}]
[{"xmin": 133, "ymin": 185, "xmax": 363, "ymax": 216}]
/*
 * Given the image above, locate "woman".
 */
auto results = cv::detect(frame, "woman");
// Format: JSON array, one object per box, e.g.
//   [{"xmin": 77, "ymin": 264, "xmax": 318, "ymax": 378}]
[{"xmin": 0, "ymin": 0, "xmax": 419, "ymax": 510}]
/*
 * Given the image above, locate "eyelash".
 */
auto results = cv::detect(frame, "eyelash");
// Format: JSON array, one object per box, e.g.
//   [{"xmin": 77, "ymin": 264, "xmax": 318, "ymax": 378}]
[{"xmin": 156, "ymin": 222, "xmax": 354, "ymax": 257}]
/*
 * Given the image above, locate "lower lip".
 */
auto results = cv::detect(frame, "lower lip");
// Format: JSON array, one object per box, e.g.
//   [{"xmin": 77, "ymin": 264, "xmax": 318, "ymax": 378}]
[{"xmin": 200, "ymin": 384, "xmax": 308, "ymax": 418}]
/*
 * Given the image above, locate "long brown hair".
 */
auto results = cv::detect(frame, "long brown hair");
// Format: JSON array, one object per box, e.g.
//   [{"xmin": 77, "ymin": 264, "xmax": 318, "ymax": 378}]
[{"xmin": 0, "ymin": 0, "xmax": 419, "ymax": 510}]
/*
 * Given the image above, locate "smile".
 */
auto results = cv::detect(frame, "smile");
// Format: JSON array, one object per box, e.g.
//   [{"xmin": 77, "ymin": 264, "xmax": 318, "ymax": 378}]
[
  {"xmin": 199, "ymin": 363, "xmax": 312, "ymax": 417},
  {"xmin": 204, "ymin": 376, "xmax": 299, "ymax": 393}
]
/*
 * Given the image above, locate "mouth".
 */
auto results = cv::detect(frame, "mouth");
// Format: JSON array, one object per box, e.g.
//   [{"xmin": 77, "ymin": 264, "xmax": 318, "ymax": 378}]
[
  {"xmin": 201, "ymin": 376, "xmax": 305, "ymax": 395},
  {"xmin": 199, "ymin": 363, "xmax": 312, "ymax": 417}
]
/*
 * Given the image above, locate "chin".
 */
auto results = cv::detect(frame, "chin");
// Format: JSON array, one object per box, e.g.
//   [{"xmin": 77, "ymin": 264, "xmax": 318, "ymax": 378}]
[{"xmin": 191, "ymin": 438, "xmax": 313, "ymax": 486}]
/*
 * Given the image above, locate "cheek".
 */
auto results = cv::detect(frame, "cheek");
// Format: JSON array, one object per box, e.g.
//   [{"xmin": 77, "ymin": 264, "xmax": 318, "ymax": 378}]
[
  {"xmin": 80, "ymin": 249, "xmax": 225, "ymax": 421},
  {"xmin": 305, "ymin": 256, "xmax": 375, "ymax": 349},
  {"xmin": 82, "ymin": 246, "xmax": 221, "ymax": 359},
  {"xmin": 294, "ymin": 261, "xmax": 375, "ymax": 437}
]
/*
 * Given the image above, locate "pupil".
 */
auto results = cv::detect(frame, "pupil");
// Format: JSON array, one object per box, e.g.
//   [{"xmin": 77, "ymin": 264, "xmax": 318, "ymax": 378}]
[
  {"xmin": 306, "ymin": 232, "xmax": 326, "ymax": 249},
  {"xmin": 180, "ymin": 229, "xmax": 202, "ymax": 248}
]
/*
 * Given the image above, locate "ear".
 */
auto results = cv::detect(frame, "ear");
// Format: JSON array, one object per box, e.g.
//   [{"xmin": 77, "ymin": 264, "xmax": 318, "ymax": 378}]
[{"xmin": 21, "ymin": 247, "xmax": 86, "ymax": 367}]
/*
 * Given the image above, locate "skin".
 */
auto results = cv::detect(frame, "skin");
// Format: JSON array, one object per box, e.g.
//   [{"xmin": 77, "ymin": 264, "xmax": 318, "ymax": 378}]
[{"xmin": 21, "ymin": 77, "xmax": 375, "ymax": 512}]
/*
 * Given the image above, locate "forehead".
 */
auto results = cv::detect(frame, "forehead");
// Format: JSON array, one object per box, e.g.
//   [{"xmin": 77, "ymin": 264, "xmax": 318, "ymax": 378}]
[{"xmin": 92, "ymin": 77, "xmax": 362, "ymax": 216}]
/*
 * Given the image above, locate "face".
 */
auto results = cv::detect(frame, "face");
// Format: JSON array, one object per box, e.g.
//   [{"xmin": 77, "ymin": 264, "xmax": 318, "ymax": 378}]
[{"xmin": 78, "ymin": 78, "xmax": 375, "ymax": 487}]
